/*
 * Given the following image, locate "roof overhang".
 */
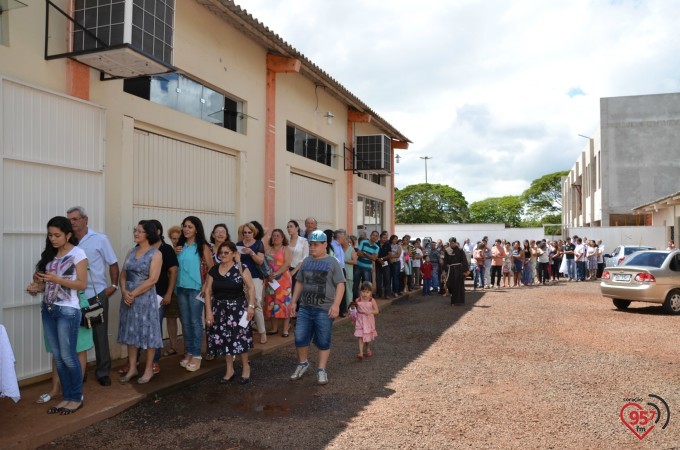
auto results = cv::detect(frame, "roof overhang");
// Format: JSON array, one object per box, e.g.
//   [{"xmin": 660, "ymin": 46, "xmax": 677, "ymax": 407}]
[
  {"xmin": 632, "ymin": 191, "xmax": 680, "ymax": 213},
  {"xmin": 195, "ymin": 0, "xmax": 411, "ymax": 145}
]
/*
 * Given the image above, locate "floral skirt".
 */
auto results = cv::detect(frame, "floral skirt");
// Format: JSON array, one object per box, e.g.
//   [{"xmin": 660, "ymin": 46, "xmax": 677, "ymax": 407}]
[{"xmin": 206, "ymin": 297, "xmax": 253, "ymax": 356}]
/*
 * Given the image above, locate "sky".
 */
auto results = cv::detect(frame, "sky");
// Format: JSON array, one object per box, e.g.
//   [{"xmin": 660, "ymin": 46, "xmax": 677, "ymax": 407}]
[{"xmin": 234, "ymin": 0, "xmax": 680, "ymax": 203}]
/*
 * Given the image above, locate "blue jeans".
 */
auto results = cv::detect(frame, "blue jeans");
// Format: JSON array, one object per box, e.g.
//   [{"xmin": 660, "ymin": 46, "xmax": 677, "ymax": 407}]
[
  {"xmin": 576, "ymin": 261, "xmax": 586, "ymax": 281},
  {"xmin": 522, "ymin": 262, "xmax": 534, "ymax": 285},
  {"xmin": 176, "ymin": 287, "xmax": 204, "ymax": 356},
  {"xmin": 431, "ymin": 268, "xmax": 440, "ymax": 294},
  {"xmin": 294, "ymin": 306, "xmax": 334, "ymax": 350},
  {"xmin": 353, "ymin": 266, "xmax": 373, "ymax": 300},
  {"xmin": 566, "ymin": 259, "xmax": 576, "ymax": 280},
  {"xmin": 41, "ymin": 304, "xmax": 82, "ymax": 402},
  {"xmin": 390, "ymin": 262, "xmax": 401, "ymax": 294},
  {"xmin": 423, "ymin": 278, "xmax": 433, "ymax": 295},
  {"xmin": 474, "ymin": 264, "xmax": 485, "ymax": 288}
]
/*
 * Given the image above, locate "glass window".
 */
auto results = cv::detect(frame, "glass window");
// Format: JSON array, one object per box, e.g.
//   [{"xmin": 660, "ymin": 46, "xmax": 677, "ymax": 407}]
[
  {"xmin": 124, "ymin": 73, "xmax": 244, "ymax": 134},
  {"xmin": 286, "ymin": 124, "xmax": 335, "ymax": 168}
]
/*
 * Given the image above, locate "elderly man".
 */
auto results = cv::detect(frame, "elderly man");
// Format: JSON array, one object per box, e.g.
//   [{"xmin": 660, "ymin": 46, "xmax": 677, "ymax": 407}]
[
  {"xmin": 300, "ymin": 217, "xmax": 318, "ymax": 239},
  {"xmin": 66, "ymin": 206, "xmax": 119, "ymax": 386}
]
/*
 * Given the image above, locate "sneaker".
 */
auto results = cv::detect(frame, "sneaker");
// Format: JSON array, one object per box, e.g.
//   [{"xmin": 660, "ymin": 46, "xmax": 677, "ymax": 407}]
[
  {"xmin": 290, "ymin": 361, "xmax": 310, "ymax": 381},
  {"xmin": 317, "ymin": 368, "xmax": 328, "ymax": 385}
]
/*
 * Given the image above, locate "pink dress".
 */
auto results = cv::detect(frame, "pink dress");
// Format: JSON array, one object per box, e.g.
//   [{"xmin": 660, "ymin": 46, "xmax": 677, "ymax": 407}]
[{"xmin": 354, "ymin": 298, "xmax": 377, "ymax": 342}]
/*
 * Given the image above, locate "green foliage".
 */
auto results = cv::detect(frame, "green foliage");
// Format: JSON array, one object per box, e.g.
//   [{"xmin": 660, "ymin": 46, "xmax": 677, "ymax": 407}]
[
  {"xmin": 521, "ymin": 170, "xmax": 569, "ymax": 217},
  {"xmin": 395, "ymin": 183, "xmax": 469, "ymax": 224},
  {"xmin": 469, "ymin": 196, "xmax": 523, "ymax": 227}
]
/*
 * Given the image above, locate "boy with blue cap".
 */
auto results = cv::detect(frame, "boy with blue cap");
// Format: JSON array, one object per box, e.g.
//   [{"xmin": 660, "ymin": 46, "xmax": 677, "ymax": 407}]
[{"xmin": 288, "ymin": 230, "xmax": 345, "ymax": 385}]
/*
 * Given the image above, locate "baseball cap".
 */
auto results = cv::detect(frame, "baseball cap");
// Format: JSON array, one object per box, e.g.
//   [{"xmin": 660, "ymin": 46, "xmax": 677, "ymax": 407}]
[{"xmin": 309, "ymin": 230, "xmax": 327, "ymax": 243}]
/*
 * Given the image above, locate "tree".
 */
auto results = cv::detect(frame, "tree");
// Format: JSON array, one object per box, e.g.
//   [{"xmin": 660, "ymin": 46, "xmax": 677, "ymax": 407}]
[
  {"xmin": 395, "ymin": 183, "xmax": 469, "ymax": 224},
  {"xmin": 469, "ymin": 196, "xmax": 523, "ymax": 227},
  {"xmin": 521, "ymin": 170, "xmax": 569, "ymax": 218}
]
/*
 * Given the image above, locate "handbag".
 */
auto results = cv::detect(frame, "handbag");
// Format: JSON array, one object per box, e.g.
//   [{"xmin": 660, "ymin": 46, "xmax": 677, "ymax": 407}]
[
  {"xmin": 199, "ymin": 248, "xmax": 209, "ymax": 284},
  {"xmin": 81, "ymin": 268, "xmax": 105, "ymax": 329}
]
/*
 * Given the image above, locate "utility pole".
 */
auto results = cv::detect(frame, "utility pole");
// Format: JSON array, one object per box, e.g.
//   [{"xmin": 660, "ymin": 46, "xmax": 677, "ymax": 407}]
[{"xmin": 420, "ymin": 156, "xmax": 433, "ymax": 184}]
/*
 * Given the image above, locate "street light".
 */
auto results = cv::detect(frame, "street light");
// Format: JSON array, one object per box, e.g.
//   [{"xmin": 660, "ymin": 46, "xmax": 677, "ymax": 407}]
[{"xmin": 420, "ymin": 156, "xmax": 433, "ymax": 184}]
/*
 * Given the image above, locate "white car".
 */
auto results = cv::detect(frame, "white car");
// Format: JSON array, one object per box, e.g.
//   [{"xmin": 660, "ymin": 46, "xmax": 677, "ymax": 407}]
[{"xmin": 604, "ymin": 245, "xmax": 655, "ymax": 267}]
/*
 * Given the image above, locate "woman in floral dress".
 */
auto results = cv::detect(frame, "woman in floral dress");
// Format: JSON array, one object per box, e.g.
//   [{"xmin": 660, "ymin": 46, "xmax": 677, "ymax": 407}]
[
  {"xmin": 264, "ymin": 229, "xmax": 293, "ymax": 337},
  {"xmin": 204, "ymin": 241, "xmax": 256, "ymax": 384}
]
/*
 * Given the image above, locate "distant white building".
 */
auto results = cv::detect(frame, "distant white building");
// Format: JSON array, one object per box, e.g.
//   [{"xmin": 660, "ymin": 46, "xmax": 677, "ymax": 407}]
[{"xmin": 562, "ymin": 92, "xmax": 680, "ymax": 229}]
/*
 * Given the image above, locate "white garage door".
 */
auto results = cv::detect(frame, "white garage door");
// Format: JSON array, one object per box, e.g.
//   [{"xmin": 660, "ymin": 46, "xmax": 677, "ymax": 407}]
[
  {"xmin": 290, "ymin": 172, "xmax": 335, "ymax": 231},
  {"xmin": 1, "ymin": 78, "xmax": 105, "ymax": 380},
  {"xmin": 133, "ymin": 129, "xmax": 238, "ymax": 237}
]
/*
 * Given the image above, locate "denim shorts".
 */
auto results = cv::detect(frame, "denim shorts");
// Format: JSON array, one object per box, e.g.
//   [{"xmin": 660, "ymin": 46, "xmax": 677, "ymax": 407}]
[{"xmin": 294, "ymin": 306, "xmax": 334, "ymax": 350}]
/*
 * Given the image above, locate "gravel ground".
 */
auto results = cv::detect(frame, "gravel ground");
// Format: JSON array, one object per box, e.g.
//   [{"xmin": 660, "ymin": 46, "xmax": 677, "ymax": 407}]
[{"xmin": 41, "ymin": 281, "xmax": 679, "ymax": 449}]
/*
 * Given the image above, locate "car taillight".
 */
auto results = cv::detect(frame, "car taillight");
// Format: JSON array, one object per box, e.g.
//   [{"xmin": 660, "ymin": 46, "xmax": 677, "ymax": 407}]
[
  {"xmin": 618, "ymin": 257, "xmax": 625, "ymax": 265},
  {"xmin": 634, "ymin": 273, "xmax": 656, "ymax": 283},
  {"xmin": 601, "ymin": 271, "xmax": 610, "ymax": 280}
]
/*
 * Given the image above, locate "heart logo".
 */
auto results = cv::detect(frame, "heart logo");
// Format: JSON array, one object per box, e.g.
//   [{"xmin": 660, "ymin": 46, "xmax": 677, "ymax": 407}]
[{"xmin": 620, "ymin": 402, "xmax": 655, "ymax": 440}]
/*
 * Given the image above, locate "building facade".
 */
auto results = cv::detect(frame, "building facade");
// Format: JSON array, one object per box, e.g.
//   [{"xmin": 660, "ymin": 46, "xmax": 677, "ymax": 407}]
[
  {"xmin": 0, "ymin": 1, "xmax": 409, "ymax": 380},
  {"xmin": 563, "ymin": 92, "xmax": 680, "ymax": 228}
]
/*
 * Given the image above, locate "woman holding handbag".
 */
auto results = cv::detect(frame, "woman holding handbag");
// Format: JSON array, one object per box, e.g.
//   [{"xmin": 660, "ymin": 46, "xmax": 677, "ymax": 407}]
[
  {"xmin": 204, "ymin": 241, "xmax": 255, "ymax": 384},
  {"xmin": 175, "ymin": 216, "xmax": 213, "ymax": 372},
  {"xmin": 27, "ymin": 216, "xmax": 87, "ymax": 415},
  {"xmin": 237, "ymin": 222, "xmax": 267, "ymax": 344}
]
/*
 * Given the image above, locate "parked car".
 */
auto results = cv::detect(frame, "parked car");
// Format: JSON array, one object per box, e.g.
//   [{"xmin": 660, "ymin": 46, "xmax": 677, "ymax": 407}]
[
  {"xmin": 600, "ymin": 250, "xmax": 680, "ymax": 314},
  {"xmin": 604, "ymin": 245, "xmax": 655, "ymax": 267}
]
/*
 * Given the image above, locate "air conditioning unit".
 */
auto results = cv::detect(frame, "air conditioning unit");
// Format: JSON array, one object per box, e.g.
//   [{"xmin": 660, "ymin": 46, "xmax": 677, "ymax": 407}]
[
  {"xmin": 354, "ymin": 134, "xmax": 391, "ymax": 175},
  {"xmin": 46, "ymin": 0, "xmax": 175, "ymax": 78}
]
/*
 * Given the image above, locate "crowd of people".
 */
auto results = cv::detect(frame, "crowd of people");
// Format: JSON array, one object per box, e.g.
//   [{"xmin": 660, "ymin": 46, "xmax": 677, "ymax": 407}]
[{"xmin": 27, "ymin": 206, "xmax": 614, "ymax": 415}]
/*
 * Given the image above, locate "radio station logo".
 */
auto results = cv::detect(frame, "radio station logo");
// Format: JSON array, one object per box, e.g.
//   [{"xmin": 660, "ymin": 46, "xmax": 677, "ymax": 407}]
[{"xmin": 619, "ymin": 394, "xmax": 670, "ymax": 440}]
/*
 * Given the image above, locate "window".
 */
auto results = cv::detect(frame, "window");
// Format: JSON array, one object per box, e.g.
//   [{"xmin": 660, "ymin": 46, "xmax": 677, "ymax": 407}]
[
  {"xmin": 0, "ymin": 14, "xmax": 5, "ymax": 47},
  {"xmin": 358, "ymin": 173, "xmax": 386, "ymax": 186},
  {"xmin": 357, "ymin": 196, "xmax": 384, "ymax": 233},
  {"xmin": 286, "ymin": 125, "xmax": 336, "ymax": 168},
  {"xmin": 124, "ymin": 73, "xmax": 245, "ymax": 133}
]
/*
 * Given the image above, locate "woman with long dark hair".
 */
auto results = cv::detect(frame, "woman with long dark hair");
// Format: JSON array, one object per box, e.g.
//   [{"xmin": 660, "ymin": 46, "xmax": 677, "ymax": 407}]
[
  {"xmin": 118, "ymin": 221, "xmax": 163, "ymax": 384},
  {"xmin": 175, "ymin": 216, "xmax": 213, "ymax": 372},
  {"xmin": 27, "ymin": 216, "xmax": 87, "ymax": 414}
]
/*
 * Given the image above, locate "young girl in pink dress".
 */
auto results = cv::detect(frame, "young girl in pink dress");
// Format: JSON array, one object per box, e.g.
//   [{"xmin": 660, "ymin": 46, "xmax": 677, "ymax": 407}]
[{"xmin": 354, "ymin": 282, "xmax": 379, "ymax": 359}]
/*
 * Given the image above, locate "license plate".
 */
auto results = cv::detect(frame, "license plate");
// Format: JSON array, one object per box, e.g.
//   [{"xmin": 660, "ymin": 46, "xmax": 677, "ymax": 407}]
[{"xmin": 614, "ymin": 274, "xmax": 631, "ymax": 282}]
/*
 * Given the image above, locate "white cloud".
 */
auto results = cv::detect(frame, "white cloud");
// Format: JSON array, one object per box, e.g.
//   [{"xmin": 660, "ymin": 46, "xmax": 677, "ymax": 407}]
[{"xmin": 235, "ymin": 0, "xmax": 680, "ymax": 203}]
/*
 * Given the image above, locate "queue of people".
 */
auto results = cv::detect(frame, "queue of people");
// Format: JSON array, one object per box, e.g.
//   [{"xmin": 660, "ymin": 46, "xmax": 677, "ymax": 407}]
[
  {"xmin": 26, "ymin": 211, "xmax": 363, "ymax": 415},
  {"xmin": 28, "ymin": 204, "xmax": 608, "ymax": 416}
]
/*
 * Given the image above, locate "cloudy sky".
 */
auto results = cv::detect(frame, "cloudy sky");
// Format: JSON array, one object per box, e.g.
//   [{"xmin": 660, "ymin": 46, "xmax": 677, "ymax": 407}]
[{"xmin": 235, "ymin": 0, "xmax": 680, "ymax": 203}]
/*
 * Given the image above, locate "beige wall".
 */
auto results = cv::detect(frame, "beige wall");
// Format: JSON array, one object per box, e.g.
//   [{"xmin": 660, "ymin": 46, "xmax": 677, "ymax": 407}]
[{"xmin": 2, "ymin": 1, "xmax": 396, "ymax": 371}]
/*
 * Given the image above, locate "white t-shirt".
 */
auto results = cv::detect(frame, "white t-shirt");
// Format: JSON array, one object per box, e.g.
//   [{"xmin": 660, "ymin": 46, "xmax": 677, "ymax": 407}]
[
  {"xmin": 412, "ymin": 248, "xmax": 423, "ymax": 268},
  {"xmin": 43, "ymin": 246, "xmax": 87, "ymax": 309}
]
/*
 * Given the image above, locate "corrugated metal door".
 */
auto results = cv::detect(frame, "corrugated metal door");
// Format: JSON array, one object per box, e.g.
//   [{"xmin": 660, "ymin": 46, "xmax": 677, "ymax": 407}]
[
  {"xmin": 290, "ymin": 172, "xmax": 335, "ymax": 231},
  {"xmin": 132, "ymin": 129, "xmax": 237, "ymax": 237},
  {"xmin": 0, "ymin": 78, "xmax": 106, "ymax": 380}
]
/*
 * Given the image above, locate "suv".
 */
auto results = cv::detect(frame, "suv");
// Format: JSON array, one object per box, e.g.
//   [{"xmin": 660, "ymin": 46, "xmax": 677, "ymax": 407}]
[{"xmin": 604, "ymin": 245, "xmax": 655, "ymax": 267}]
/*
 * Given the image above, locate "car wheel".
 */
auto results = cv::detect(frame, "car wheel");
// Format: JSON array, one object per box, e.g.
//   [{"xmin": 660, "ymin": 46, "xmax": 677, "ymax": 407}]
[
  {"xmin": 612, "ymin": 299, "xmax": 631, "ymax": 310},
  {"xmin": 662, "ymin": 289, "xmax": 680, "ymax": 315}
]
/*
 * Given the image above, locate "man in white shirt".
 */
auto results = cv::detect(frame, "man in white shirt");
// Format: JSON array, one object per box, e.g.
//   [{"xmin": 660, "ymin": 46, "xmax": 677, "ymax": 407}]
[
  {"xmin": 67, "ymin": 206, "xmax": 119, "ymax": 387},
  {"xmin": 574, "ymin": 238, "xmax": 586, "ymax": 282}
]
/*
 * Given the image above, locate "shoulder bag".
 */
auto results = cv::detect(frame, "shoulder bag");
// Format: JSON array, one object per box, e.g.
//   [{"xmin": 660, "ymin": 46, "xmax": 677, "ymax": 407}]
[{"xmin": 81, "ymin": 267, "xmax": 105, "ymax": 329}]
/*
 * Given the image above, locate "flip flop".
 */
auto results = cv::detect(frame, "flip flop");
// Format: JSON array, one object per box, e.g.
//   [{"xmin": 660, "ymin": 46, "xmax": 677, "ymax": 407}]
[
  {"xmin": 36, "ymin": 393, "xmax": 52, "ymax": 404},
  {"xmin": 162, "ymin": 349, "xmax": 178, "ymax": 357}
]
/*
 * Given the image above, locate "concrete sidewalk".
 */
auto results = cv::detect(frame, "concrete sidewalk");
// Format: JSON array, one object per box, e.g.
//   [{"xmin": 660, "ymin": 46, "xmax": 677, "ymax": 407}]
[{"xmin": 0, "ymin": 292, "xmax": 415, "ymax": 449}]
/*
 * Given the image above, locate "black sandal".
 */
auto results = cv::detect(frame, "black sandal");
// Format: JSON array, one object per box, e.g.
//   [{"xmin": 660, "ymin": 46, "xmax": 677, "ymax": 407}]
[
  {"xmin": 47, "ymin": 406, "xmax": 62, "ymax": 414},
  {"xmin": 59, "ymin": 402, "xmax": 84, "ymax": 415}
]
